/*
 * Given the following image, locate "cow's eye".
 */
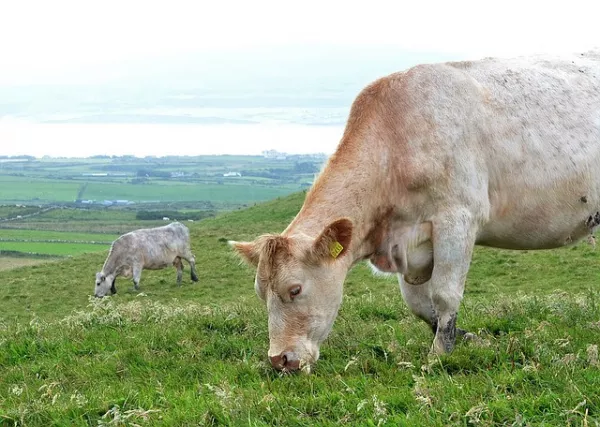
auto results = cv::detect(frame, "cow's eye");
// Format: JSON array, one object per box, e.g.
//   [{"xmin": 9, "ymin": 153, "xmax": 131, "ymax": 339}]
[{"xmin": 289, "ymin": 285, "xmax": 302, "ymax": 299}]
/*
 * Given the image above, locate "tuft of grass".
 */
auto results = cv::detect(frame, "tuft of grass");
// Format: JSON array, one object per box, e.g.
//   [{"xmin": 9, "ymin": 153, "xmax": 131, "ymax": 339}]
[{"xmin": 0, "ymin": 191, "xmax": 599, "ymax": 425}]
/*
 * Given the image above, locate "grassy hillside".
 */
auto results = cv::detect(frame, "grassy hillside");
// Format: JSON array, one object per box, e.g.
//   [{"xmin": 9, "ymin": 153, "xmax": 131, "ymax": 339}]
[{"xmin": 1, "ymin": 192, "xmax": 599, "ymax": 426}]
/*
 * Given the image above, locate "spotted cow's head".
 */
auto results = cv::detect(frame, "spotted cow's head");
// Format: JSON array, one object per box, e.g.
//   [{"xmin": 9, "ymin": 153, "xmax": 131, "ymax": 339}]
[{"xmin": 94, "ymin": 272, "xmax": 116, "ymax": 298}]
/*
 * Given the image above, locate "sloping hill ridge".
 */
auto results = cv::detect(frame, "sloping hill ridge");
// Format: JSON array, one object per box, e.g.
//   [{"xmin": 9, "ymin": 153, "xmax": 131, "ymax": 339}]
[{"xmin": 1, "ymin": 191, "xmax": 599, "ymax": 426}]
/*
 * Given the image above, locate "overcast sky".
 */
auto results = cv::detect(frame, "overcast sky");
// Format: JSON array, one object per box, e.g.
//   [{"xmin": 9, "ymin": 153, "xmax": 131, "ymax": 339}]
[
  {"xmin": 1, "ymin": 0, "xmax": 598, "ymax": 85},
  {"xmin": 0, "ymin": 0, "xmax": 598, "ymax": 157}
]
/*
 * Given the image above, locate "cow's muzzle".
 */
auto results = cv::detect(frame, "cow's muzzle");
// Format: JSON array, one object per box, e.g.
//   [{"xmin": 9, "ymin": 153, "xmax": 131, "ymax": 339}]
[{"xmin": 269, "ymin": 351, "xmax": 301, "ymax": 372}]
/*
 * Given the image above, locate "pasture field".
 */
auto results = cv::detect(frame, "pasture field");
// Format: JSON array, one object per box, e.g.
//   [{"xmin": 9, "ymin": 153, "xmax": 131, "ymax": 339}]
[
  {"xmin": 0, "ymin": 241, "xmax": 110, "ymax": 256},
  {"xmin": 0, "ymin": 229, "xmax": 119, "ymax": 242},
  {"xmin": 0, "ymin": 208, "xmax": 167, "ymax": 235},
  {"xmin": 0, "ymin": 257, "xmax": 59, "ymax": 272},
  {"xmin": 0, "ymin": 175, "xmax": 296, "ymax": 206},
  {"xmin": 0, "ymin": 227, "xmax": 120, "ymax": 259},
  {"xmin": 0, "ymin": 155, "xmax": 323, "ymax": 208},
  {"xmin": 82, "ymin": 181, "xmax": 296, "ymax": 204},
  {"xmin": 0, "ymin": 176, "xmax": 81, "ymax": 204},
  {"xmin": 1, "ymin": 192, "xmax": 599, "ymax": 426}
]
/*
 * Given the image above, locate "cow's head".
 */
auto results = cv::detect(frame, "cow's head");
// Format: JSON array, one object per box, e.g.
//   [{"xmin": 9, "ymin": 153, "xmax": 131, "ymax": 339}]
[
  {"xmin": 231, "ymin": 218, "xmax": 352, "ymax": 372},
  {"xmin": 94, "ymin": 272, "xmax": 117, "ymax": 298}
]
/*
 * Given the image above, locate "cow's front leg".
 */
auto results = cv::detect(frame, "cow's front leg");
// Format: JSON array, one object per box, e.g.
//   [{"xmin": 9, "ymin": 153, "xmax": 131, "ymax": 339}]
[
  {"xmin": 400, "ymin": 277, "xmax": 475, "ymax": 339},
  {"xmin": 132, "ymin": 265, "xmax": 142, "ymax": 290},
  {"xmin": 430, "ymin": 210, "xmax": 478, "ymax": 355}
]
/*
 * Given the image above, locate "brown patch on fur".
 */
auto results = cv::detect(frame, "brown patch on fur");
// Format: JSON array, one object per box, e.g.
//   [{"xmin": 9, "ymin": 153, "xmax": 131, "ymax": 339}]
[
  {"xmin": 255, "ymin": 234, "xmax": 293, "ymax": 284},
  {"xmin": 342, "ymin": 77, "xmax": 392, "ymax": 140},
  {"xmin": 301, "ymin": 78, "xmax": 394, "ymax": 212}
]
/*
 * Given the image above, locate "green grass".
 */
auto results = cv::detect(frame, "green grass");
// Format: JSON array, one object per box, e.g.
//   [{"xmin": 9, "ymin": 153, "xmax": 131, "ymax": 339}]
[
  {"xmin": 0, "ymin": 241, "xmax": 110, "ymax": 256},
  {"xmin": 0, "ymin": 176, "xmax": 81, "ymax": 203},
  {"xmin": 0, "ymin": 257, "xmax": 59, "ymax": 272},
  {"xmin": 0, "ymin": 229, "xmax": 119, "ymax": 242},
  {"xmin": 0, "ymin": 176, "xmax": 296, "ymax": 205},
  {"xmin": 0, "ymin": 153, "xmax": 318, "ymax": 208},
  {"xmin": 0, "ymin": 192, "xmax": 599, "ymax": 426},
  {"xmin": 83, "ymin": 181, "xmax": 296, "ymax": 203}
]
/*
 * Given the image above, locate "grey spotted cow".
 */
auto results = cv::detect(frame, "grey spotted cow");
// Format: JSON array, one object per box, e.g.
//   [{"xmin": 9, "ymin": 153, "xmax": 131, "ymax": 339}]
[{"xmin": 95, "ymin": 222, "xmax": 198, "ymax": 297}]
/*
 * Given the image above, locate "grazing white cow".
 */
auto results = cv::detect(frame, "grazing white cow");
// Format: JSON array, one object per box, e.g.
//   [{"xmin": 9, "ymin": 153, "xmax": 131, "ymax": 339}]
[
  {"xmin": 95, "ymin": 222, "xmax": 198, "ymax": 297},
  {"xmin": 231, "ymin": 51, "xmax": 600, "ymax": 371}
]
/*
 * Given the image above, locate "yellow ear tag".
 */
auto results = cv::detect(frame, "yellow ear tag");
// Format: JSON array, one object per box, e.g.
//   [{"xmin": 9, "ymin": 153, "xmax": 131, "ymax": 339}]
[{"xmin": 329, "ymin": 241, "xmax": 344, "ymax": 259}]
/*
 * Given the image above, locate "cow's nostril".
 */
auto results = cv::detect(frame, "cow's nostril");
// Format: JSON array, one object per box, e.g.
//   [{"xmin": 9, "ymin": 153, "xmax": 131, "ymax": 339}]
[
  {"xmin": 281, "ymin": 351, "xmax": 300, "ymax": 371},
  {"xmin": 269, "ymin": 351, "xmax": 301, "ymax": 371},
  {"xmin": 269, "ymin": 354, "xmax": 283, "ymax": 369}
]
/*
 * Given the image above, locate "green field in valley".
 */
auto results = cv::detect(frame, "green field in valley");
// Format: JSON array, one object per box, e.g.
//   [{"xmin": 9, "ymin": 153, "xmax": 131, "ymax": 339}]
[
  {"xmin": 0, "ymin": 225, "xmax": 120, "ymax": 258},
  {"xmin": 0, "ymin": 154, "xmax": 324, "ymax": 207},
  {"xmin": 0, "ymin": 176, "xmax": 82, "ymax": 203},
  {"xmin": 83, "ymin": 180, "xmax": 295, "ymax": 203},
  {"xmin": 0, "ymin": 241, "xmax": 110, "ymax": 256},
  {"xmin": 0, "ymin": 229, "xmax": 118, "ymax": 242},
  {"xmin": 0, "ymin": 192, "xmax": 599, "ymax": 426}
]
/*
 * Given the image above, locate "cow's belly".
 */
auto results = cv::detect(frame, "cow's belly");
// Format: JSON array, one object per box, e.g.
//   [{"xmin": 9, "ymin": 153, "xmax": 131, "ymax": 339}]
[
  {"xmin": 144, "ymin": 260, "xmax": 172, "ymax": 270},
  {"xmin": 477, "ymin": 189, "xmax": 600, "ymax": 250},
  {"xmin": 142, "ymin": 247, "xmax": 179, "ymax": 270}
]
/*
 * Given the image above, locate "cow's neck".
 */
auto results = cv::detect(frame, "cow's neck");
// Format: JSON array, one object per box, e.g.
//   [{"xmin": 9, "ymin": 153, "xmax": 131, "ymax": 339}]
[
  {"xmin": 102, "ymin": 251, "xmax": 121, "ymax": 276},
  {"xmin": 284, "ymin": 142, "xmax": 392, "ymax": 264}
]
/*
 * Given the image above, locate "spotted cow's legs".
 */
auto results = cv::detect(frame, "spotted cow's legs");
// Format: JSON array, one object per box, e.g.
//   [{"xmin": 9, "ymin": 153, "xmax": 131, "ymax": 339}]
[{"xmin": 173, "ymin": 256, "xmax": 184, "ymax": 285}]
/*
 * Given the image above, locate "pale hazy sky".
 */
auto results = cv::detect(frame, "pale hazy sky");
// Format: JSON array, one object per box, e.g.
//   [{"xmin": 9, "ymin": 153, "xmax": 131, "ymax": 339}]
[
  {"xmin": 1, "ymin": 0, "xmax": 598, "ymax": 85},
  {"xmin": 0, "ymin": 0, "xmax": 598, "ymax": 157}
]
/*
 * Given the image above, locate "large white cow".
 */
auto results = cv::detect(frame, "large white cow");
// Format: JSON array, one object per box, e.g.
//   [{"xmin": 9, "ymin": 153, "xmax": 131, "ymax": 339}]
[
  {"xmin": 231, "ymin": 51, "xmax": 600, "ymax": 371},
  {"xmin": 95, "ymin": 222, "xmax": 198, "ymax": 297}
]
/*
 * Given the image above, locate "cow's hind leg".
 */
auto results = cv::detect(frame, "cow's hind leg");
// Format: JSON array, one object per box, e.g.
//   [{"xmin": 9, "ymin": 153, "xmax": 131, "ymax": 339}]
[
  {"xmin": 400, "ymin": 278, "xmax": 473, "ymax": 339},
  {"xmin": 173, "ymin": 256, "xmax": 184, "ymax": 285},
  {"xmin": 181, "ymin": 249, "xmax": 199, "ymax": 282},
  {"xmin": 429, "ymin": 209, "xmax": 478, "ymax": 355}
]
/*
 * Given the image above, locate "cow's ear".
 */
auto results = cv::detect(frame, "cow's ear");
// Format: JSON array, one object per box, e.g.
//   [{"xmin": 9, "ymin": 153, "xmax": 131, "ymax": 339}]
[
  {"xmin": 229, "ymin": 240, "xmax": 260, "ymax": 268},
  {"xmin": 309, "ymin": 218, "xmax": 353, "ymax": 263}
]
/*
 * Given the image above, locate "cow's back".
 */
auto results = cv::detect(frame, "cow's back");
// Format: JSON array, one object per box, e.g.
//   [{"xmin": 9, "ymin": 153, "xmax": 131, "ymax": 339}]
[
  {"xmin": 382, "ymin": 52, "xmax": 600, "ymax": 249},
  {"xmin": 111, "ymin": 222, "xmax": 189, "ymax": 265}
]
